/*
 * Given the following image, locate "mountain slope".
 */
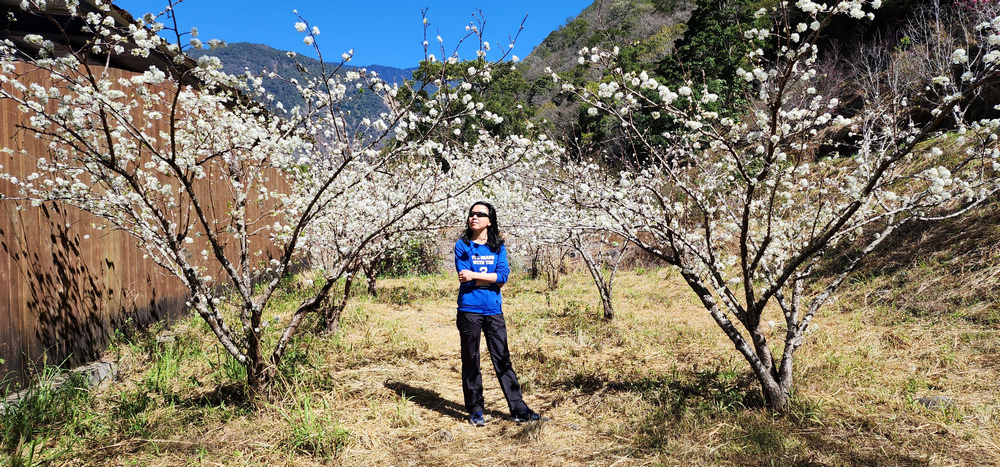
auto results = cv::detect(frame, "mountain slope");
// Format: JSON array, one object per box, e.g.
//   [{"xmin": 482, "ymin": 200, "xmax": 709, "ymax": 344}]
[
  {"xmin": 520, "ymin": 0, "xmax": 695, "ymax": 80},
  {"xmin": 190, "ymin": 42, "xmax": 416, "ymax": 126},
  {"xmin": 513, "ymin": 0, "xmax": 698, "ymax": 149}
]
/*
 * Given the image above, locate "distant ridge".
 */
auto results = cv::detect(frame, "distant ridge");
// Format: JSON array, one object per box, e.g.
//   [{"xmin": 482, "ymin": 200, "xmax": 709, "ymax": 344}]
[
  {"xmin": 189, "ymin": 42, "xmax": 417, "ymax": 125},
  {"xmin": 190, "ymin": 42, "xmax": 416, "ymax": 83}
]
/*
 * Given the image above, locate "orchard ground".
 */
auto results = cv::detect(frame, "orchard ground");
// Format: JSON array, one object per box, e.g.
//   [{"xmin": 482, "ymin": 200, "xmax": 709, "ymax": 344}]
[{"xmin": 5, "ymin": 243, "xmax": 999, "ymax": 466}]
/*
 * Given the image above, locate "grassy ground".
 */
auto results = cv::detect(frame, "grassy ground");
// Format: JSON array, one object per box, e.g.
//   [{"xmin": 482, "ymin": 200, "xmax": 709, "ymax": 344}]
[{"xmin": 2, "ymin": 262, "xmax": 999, "ymax": 466}]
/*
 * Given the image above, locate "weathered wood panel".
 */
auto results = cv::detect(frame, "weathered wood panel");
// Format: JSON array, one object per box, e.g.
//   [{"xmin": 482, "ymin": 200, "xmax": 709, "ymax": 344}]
[{"xmin": 1, "ymin": 63, "xmax": 288, "ymax": 389}]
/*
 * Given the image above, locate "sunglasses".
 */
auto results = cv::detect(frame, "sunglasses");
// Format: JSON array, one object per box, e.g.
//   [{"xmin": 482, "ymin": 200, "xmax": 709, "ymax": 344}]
[{"xmin": 468, "ymin": 212, "xmax": 489, "ymax": 218}]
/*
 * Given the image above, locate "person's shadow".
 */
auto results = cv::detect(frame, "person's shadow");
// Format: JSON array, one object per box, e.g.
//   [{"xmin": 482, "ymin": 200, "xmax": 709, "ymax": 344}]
[{"xmin": 385, "ymin": 381, "xmax": 505, "ymax": 421}]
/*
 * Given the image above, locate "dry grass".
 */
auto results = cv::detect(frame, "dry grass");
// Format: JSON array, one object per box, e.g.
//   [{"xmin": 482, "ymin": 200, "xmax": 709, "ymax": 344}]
[{"xmin": 5, "ymin": 251, "xmax": 1000, "ymax": 465}]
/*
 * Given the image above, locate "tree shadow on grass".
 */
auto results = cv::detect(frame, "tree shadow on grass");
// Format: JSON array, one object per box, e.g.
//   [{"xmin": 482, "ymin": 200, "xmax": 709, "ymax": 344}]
[
  {"xmin": 793, "ymin": 428, "xmax": 938, "ymax": 466},
  {"xmin": 384, "ymin": 380, "xmax": 468, "ymax": 421},
  {"xmin": 554, "ymin": 365, "xmax": 766, "ymax": 411},
  {"xmin": 548, "ymin": 367, "xmax": 939, "ymax": 465},
  {"xmin": 162, "ymin": 383, "xmax": 252, "ymax": 412}
]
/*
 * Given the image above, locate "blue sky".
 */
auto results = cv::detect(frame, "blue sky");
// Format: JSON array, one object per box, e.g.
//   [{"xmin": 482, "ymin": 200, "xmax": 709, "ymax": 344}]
[{"xmin": 117, "ymin": 0, "xmax": 594, "ymax": 68}]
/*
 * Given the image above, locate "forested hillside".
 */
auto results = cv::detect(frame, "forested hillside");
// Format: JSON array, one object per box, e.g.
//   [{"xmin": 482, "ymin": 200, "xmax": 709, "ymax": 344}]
[
  {"xmin": 189, "ymin": 43, "xmax": 415, "ymax": 127},
  {"xmin": 516, "ymin": 0, "xmax": 999, "ymax": 160},
  {"xmin": 515, "ymin": 0, "xmax": 695, "ymax": 144},
  {"xmin": 520, "ymin": 0, "xmax": 695, "ymax": 80}
]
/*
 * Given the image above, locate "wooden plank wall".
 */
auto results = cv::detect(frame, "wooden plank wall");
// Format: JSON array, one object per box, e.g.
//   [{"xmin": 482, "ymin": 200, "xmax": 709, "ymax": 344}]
[{"xmin": 1, "ymin": 63, "xmax": 288, "ymax": 390}]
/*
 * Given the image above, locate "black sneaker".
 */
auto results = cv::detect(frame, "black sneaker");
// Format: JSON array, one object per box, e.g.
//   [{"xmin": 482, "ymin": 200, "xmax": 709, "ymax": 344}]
[
  {"xmin": 512, "ymin": 408, "xmax": 541, "ymax": 423},
  {"xmin": 469, "ymin": 411, "xmax": 486, "ymax": 427}
]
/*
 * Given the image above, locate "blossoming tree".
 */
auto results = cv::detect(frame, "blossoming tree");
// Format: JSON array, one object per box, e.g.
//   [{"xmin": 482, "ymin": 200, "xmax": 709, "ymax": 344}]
[
  {"xmin": 0, "ymin": 0, "xmax": 552, "ymax": 396},
  {"xmin": 503, "ymin": 159, "xmax": 626, "ymax": 318},
  {"xmin": 545, "ymin": 0, "xmax": 1000, "ymax": 409}
]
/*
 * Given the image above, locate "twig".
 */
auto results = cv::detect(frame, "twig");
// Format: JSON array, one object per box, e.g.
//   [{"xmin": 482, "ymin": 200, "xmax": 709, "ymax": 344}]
[
  {"xmin": 134, "ymin": 438, "xmax": 200, "ymax": 445},
  {"xmin": 609, "ymin": 455, "xmax": 632, "ymax": 466},
  {"xmin": 84, "ymin": 437, "xmax": 199, "ymax": 455}
]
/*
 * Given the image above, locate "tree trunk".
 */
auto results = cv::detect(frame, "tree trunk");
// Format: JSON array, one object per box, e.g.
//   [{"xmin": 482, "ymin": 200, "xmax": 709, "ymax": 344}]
[
  {"xmin": 245, "ymin": 326, "xmax": 272, "ymax": 401},
  {"xmin": 528, "ymin": 247, "xmax": 542, "ymax": 280},
  {"xmin": 323, "ymin": 271, "xmax": 356, "ymax": 334},
  {"xmin": 747, "ymin": 324, "xmax": 794, "ymax": 410},
  {"xmin": 245, "ymin": 359, "xmax": 266, "ymax": 401},
  {"xmin": 679, "ymin": 268, "xmax": 793, "ymax": 411},
  {"xmin": 572, "ymin": 238, "xmax": 616, "ymax": 320},
  {"xmin": 599, "ymin": 292, "xmax": 614, "ymax": 320},
  {"xmin": 754, "ymin": 369, "xmax": 791, "ymax": 410}
]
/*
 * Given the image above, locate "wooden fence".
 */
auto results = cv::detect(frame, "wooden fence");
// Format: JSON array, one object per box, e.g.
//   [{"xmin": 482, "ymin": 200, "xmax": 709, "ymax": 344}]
[{"xmin": 1, "ymin": 63, "xmax": 287, "ymax": 389}]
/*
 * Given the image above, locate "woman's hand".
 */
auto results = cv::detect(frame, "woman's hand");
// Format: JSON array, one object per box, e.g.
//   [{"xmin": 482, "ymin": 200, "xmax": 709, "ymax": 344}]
[
  {"xmin": 458, "ymin": 270, "xmax": 499, "ymax": 286},
  {"xmin": 458, "ymin": 269, "xmax": 476, "ymax": 283}
]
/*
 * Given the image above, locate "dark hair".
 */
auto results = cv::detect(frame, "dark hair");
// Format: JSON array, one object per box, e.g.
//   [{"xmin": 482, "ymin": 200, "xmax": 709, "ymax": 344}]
[{"xmin": 462, "ymin": 201, "xmax": 504, "ymax": 252}]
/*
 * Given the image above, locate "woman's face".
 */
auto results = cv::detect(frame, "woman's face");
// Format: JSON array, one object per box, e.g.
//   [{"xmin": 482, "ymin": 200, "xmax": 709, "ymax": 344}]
[{"xmin": 468, "ymin": 204, "xmax": 491, "ymax": 231}]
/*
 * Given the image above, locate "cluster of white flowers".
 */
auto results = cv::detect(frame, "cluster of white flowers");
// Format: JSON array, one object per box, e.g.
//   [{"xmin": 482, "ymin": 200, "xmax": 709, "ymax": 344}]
[
  {"xmin": 0, "ymin": 3, "xmax": 558, "ymax": 379},
  {"xmin": 528, "ymin": 0, "xmax": 1000, "ymax": 403},
  {"xmin": 953, "ymin": 48, "xmax": 969, "ymax": 64},
  {"xmin": 5, "ymin": 0, "xmax": 1000, "ymax": 397}
]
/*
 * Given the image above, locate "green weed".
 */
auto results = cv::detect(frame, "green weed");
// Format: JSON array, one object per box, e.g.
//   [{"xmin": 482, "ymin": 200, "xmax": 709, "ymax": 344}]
[
  {"xmin": 1, "ymin": 366, "xmax": 93, "ymax": 463},
  {"xmin": 208, "ymin": 347, "xmax": 248, "ymax": 388},
  {"xmin": 902, "ymin": 376, "xmax": 924, "ymax": 402},
  {"xmin": 280, "ymin": 394, "xmax": 351, "ymax": 461},
  {"xmin": 392, "ymin": 393, "xmax": 419, "ymax": 428},
  {"xmin": 111, "ymin": 388, "xmax": 152, "ymax": 438},
  {"xmin": 144, "ymin": 340, "xmax": 187, "ymax": 396}
]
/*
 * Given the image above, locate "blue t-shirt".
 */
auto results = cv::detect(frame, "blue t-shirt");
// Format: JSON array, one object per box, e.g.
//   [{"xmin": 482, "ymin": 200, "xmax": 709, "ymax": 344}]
[{"xmin": 455, "ymin": 239, "xmax": 509, "ymax": 315}]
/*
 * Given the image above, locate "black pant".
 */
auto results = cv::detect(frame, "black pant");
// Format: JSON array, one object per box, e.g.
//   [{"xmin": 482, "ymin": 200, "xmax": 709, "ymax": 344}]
[{"xmin": 457, "ymin": 311, "xmax": 527, "ymax": 416}]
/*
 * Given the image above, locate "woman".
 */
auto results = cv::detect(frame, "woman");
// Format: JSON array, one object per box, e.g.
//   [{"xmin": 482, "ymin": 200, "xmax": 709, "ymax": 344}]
[{"xmin": 455, "ymin": 201, "xmax": 540, "ymax": 426}]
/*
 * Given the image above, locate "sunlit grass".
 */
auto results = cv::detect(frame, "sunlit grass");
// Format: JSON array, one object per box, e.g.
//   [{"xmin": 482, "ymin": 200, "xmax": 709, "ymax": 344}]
[{"xmin": 2, "ymin": 264, "xmax": 997, "ymax": 465}]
